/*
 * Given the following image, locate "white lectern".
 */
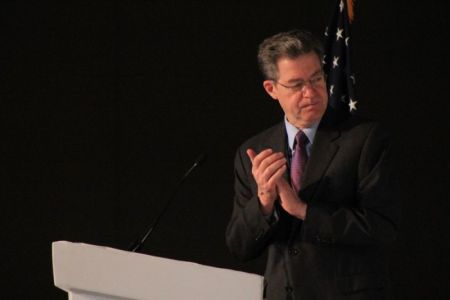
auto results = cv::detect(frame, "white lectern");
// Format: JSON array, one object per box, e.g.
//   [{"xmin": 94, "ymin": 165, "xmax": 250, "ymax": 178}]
[{"xmin": 52, "ymin": 241, "xmax": 263, "ymax": 300}]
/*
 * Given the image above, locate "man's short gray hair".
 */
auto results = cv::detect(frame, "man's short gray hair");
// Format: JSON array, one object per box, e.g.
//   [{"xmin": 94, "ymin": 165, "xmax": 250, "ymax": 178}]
[{"xmin": 257, "ymin": 29, "xmax": 324, "ymax": 80}]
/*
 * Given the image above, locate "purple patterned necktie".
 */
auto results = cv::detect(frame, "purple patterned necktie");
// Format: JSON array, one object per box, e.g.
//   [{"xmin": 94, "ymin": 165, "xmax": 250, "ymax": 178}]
[{"xmin": 290, "ymin": 130, "xmax": 309, "ymax": 194}]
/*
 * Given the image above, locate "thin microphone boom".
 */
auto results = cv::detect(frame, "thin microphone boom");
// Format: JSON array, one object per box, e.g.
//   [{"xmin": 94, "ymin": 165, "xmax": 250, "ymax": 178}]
[{"xmin": 128, "ymin": 153, "xmax": 207, "ymax": 252}]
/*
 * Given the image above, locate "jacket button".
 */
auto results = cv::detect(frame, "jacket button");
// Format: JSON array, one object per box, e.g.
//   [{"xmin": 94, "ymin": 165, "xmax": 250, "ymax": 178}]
[{"xmin": 288, "ymin": 248, "xmax": 300, "ymax": 255}]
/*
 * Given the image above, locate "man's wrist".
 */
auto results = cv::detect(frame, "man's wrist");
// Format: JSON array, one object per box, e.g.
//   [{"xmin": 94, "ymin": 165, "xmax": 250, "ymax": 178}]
[
  {"xmin": 258, "ymin": 189, "xmax": 276, "ymax": 215},
  {"xmin": 260, "ymin": 201, "xmax": 275, "ymax": 216}
]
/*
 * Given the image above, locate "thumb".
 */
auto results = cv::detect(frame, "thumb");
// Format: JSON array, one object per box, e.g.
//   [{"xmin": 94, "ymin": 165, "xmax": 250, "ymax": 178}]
[{"xmin": 246, "ymin": 148, "xmax": 256, "ymax": 163}]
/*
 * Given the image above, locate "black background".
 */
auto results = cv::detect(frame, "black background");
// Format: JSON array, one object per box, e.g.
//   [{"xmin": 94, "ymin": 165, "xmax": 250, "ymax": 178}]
[{"xmin": 1, "ymin": 1, "xmax": 449, "ymax": 299}]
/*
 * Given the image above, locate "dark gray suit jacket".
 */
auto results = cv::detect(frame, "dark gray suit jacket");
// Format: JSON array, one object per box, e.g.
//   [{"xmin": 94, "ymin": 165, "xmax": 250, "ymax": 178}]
[{"xmin": 226, "ymin": 109, "xmax": 400, "ymax": 300}]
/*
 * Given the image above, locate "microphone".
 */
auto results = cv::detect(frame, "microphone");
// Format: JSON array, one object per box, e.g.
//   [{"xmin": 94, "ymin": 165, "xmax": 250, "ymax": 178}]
[{"xmin": 128, "ymin": 153, "xmax": 207, "ymax": 252}]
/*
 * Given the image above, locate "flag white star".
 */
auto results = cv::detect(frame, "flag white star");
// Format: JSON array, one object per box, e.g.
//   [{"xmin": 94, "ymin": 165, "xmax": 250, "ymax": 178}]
[
  {"xmin": 329, "ymin": 85, "xmax": 334, "ymax": 95},
  {"xmin": 350, "ymin": 75, "xmax": 356, "ymax": 84},
  {"xmin": 345, "ymin": 37, "xmax": 350, "ymax": 46},
  {"xmin": 339, "ymin": 0, "xmax": 344, "ymax": 12},
  {"xmin": 322, "ymin": 54, "xmax": 327, "ymax": 65},
  {"xmin": 333, "ymin": 56, "xmax": 340, "ymax": 68},
  {"xmin": 349, "ymin": 99, "xmax": 358, "ymax": 111},
  {"xmin": 336, "ymin": 28, "xmax": 344, "ymax": 41},
  {"xmin": 324, "ymin": 26, "xmax": 328, "ymax": 36},
  {"xmin": 341, "ymin": 95, "xmax": 347, "ymax": 102}
]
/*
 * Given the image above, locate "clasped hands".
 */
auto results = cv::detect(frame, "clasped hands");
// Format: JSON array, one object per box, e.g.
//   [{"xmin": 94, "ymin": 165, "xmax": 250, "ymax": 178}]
[{"xmin": 247, "ymin": 148, "xmax": 307, "ymax": 220}]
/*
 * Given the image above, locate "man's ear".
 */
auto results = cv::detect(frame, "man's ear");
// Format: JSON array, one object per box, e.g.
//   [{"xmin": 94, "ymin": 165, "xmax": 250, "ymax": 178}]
[{"xmin": 263, "ymin": 80, "xmax": 278, "ymax": 100}]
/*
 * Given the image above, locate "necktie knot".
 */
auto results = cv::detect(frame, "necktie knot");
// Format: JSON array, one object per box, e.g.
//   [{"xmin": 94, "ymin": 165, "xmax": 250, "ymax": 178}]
[{"xmin": 294, "ymin": 130, "xmax": 309, "ymax": 149}]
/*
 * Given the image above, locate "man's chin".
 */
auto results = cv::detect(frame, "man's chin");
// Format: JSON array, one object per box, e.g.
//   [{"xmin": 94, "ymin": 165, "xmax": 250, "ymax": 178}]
[{"xmin": 302, "ymin": 111, "xmax": 324, "ymax": 122}]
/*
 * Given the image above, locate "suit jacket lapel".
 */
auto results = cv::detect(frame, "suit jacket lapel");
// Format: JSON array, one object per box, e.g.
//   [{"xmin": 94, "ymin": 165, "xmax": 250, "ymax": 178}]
[
  {"xmin": 262, "ymin": 122, "xmax": 290, "ymax": 181},
  {"xmin": 301, "ymin": 109, "xmax": 342, "ymax": 202},
  {"xmin": 265, "ymin": 122, "xmax": 286, "ymax": 153}
]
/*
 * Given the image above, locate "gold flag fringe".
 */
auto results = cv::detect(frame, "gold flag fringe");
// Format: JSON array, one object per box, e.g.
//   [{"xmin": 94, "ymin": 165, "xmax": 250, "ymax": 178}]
[{"xmin": 347, "ymin": 0, "xmax": 355, "ymax": 23}]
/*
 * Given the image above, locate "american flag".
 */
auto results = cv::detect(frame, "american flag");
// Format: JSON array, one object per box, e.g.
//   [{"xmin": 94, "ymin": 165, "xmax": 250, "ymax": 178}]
[{"xmin": 323, "ymin": 0, "xmax": 357, "ymax": 114}]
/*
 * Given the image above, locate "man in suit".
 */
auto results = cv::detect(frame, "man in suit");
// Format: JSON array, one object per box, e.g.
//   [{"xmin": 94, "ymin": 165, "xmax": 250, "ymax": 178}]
[{"xmin": 226, "ymin": 30, "xmax": 400, "ymax": 299}]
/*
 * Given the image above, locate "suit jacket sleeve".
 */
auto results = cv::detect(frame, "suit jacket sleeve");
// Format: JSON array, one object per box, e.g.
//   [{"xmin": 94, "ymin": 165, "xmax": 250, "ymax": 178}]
[{"xmin": 225, "ymin": 145, "xmax": 279, "ymax": 261}]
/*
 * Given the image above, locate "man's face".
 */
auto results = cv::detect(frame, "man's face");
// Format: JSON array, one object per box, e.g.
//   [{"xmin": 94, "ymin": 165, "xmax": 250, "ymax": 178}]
[{"xmin": 263, "ymin": 52, "xmax": 328, "ymax": 128}]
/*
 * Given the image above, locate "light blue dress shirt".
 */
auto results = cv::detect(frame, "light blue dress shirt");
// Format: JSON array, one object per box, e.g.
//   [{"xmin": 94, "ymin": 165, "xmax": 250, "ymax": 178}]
[{"xmin": 284, "ymin": 116, "xmax": 319, "ymax": 159}]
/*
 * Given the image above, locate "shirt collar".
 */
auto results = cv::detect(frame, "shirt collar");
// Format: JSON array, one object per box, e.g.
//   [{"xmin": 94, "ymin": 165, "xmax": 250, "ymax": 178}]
[{"xmin": 284, "ymin": 116, "xmax": 320, "ymax": 152}]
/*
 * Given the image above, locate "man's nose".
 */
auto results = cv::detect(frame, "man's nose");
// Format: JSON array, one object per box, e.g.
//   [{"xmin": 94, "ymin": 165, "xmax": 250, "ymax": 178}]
[{"xmin": 301, "ymin": 82, "xmax": 316, "ymax": 98}]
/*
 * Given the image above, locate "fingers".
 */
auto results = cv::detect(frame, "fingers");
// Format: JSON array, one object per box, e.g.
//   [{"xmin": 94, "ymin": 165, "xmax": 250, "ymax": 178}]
[
  {"xmin": 267, "ymin": 164, "xmax": 287, "ymax": 186},
  {"xmin": 276, "ymin": 176, "xmax": 291, "ymax": 190},
  {"xmin": 246, "ymin": 148, "xmax": 287, "ymax": 190},
  {"xmin": 247, "ymin": 148, "xmax": 273, "ymax": 166},
  {"xmin": 259, "ymin": 159, "xmax": 286, "ymax": 190},
  {"xmin": 274, "ymin": 178, "xmax": 307, "ymax": 219},
  {"xmin": 247, "ymin": 149, "xmax": 285, "ymax": 170},
  {"xmin": 246, "ymin": 148, "xmax": 257, "ymax": 162}
]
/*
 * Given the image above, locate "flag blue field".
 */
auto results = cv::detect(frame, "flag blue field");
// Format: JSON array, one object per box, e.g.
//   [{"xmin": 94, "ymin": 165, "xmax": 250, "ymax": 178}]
[{"xmin": 323, "ymin": 0, "xmax": 357, "ymax": 114}]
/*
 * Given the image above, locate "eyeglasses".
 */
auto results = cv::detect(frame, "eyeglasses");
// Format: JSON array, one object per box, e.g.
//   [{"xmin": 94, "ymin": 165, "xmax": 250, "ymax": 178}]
[{"xmin": 274, "ymin": 72, "xmax": 325, "ymax": 92}]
